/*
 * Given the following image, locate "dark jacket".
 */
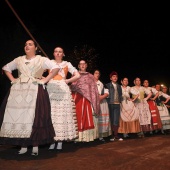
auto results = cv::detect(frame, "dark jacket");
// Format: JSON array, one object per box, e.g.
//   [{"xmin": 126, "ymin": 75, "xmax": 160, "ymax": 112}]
[{"xmin": 106, "ymin": 82, "xmax": 122, "ymax": 104}]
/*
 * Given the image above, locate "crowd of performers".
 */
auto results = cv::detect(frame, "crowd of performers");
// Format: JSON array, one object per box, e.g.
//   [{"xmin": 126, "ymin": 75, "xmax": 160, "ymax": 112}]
[{"xmin": 0, "ymin": 40, "xmax": 170, "ymax": 156}]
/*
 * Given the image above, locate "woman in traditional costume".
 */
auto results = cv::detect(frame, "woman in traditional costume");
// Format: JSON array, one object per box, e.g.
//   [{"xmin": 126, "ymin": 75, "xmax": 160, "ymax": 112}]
[
  {"xmin": 143, "ymin": 80, "xmax": 162, "ymax": 134},
  {"xmin": 47, "ymin": 47, "xmax": 80, "ymax": 151},
  {"xmin": 93, "ymin": 69, "xmax": 112, "ymax": 142},
  {"xmin": 118, "ymin": 77, "xmax": 141, "ymax": 138},
  {"xmin": 131, "ymin": 77, "xmax": 152, "ymax": 137},
  {"xmin": 0, "ymin": 40, "xmax": 60, "ymax": 156},
  {"xmin": 155, "ymin": 84, "xmax": 170, "ymax": 133},
  {"xmin": 70, "ymin": 60, "xmax": 100, "ymax": 142}
]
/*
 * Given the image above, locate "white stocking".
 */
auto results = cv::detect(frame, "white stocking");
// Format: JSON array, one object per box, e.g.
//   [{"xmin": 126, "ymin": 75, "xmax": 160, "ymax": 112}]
[
  {"xmin": 32, "ymin": 146, "xmax": 38, "ymax": 153},
  {"xmin": 49, "ymin": 143, "xmax": 55, "ymax": 149},
  {"xmin": 56, "ymin": 142, "xmax": 62, "ymax": 150},
  {"xmin": 18, "ymin": 147, "xmax": 27, "ymax": 154}
]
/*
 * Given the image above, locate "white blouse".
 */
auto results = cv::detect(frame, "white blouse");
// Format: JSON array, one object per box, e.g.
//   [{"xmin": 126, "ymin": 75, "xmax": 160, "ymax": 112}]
[
  {"xmin": 2, "ymin": 55, "xmax": 59, "ymax": 73},
  {"xmin": 52, "ymin": 60, "xmax": 78, "ymax": 78},
  {"xmin": 96, "ymin": 80, "xmax": 109, "ymax": 95},
  {"xmin": 144, "ymin": 86, "xmax": 158, "ymax": 95}
]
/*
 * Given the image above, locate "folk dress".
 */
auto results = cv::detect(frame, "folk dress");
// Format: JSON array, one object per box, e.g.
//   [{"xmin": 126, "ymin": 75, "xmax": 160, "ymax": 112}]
[
  {"xmin": 143, "ymin": 87, "xmax": 162, "ymax": 131},
  {"xmin": 96, "ymin": 80, "xmax": 112, "ymax": 138},
  {"xmin": 118, "ymin": 86, "xmax": 141, "ymax": 134},
  {"xmin": 46, "ymin": 60, "xmax": 78, "ymax": 141},
  {"xmin": 0, "ymin": 55, "xmax": 59, "ymax": 146},
  {"xmin": 156, "ymin": 91, "xmax": 170, "ymax": 130},
  {"xmin": 130, "ymin": 86, "xmax": 152, "ymax": 132},
  {"xmin": 70, "ymin": 72, "xmax": 100, "ymax": 142}
]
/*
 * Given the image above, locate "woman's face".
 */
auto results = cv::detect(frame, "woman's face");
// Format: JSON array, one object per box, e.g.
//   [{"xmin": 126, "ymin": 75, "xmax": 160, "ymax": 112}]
[
  {"xmin": 24, "ymin": 40, "xmax": 37, "ymax": 55},
  {"xmin": 155, "ymin": 85, "xmax": 161, "ymax": 91},
  {"xmin": 143, "ymin": 80, "xmax": 149, "ymax": 87},
  {"xmin": 78, "ymin": 60, "xmax": 87, "ymax": 72},
  {"xmin": 53, "ymin": 47, "xmax": 65, "ymax": 61},
  {"xmin": 134, "ymin": 78, "xmax": 141, "ymax": 86},
  {"xmin": 162, "ymin": 86, "xmax": 168, "ymax": 93},
  {"xmin": 121, "ymin": 78, "xmax": 128, "ymax": 86},
  {"xmin": 93, "ymin": 70, "xmax": 100, "ymax": 80}
]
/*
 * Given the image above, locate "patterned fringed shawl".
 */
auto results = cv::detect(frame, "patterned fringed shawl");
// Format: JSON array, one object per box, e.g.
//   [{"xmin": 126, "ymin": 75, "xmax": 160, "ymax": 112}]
[{"xmin": 70, "ymin": 72, "xmax": 100, "ymax": 115}]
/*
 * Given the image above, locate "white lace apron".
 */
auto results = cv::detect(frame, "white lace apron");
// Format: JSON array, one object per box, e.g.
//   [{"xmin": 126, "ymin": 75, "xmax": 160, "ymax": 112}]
[
  {"xmin": 0, "ymin": 56, "xmax": 44, "ymax": 138},
  {"xmin": 121, "ymin": 99, "xmax": 139, "ymax": 122}
]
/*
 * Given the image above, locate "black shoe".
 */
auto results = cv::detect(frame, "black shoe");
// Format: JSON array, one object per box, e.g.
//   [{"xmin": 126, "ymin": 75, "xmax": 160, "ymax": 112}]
[
  {"xmin": 48, "ymin": 147, "xmax": 55, "ymax": 151},
  {"xmin": 161, "ymin": 132, "xmax": 167, "ymax": 135},
  {"xmin": 114, "ymin": 136, "xmax": 123, "ymax": 141},
  {"xmin": 124, "ymin": 135, "xmax": 130, "ymax": 139},
  {"xmin": 31, "ymin": 152, "xmax": 38, "ymax": 156},
  {"xmin": 56, "ymin": 149, "xmax": 62, "ymax": 153},
  {"xmin": 138, "ymin": 134, "xmax": 145, "ymax": 138},
  {"xmin": 99, "ymin": 138, "xmax": 106, "ymax": 143},
  {"xmin": 17, "ymin": 151, "xmax": 27, "ymax": 155},
  {"xmin": 48, "ymin": 148, "xmax": 55, "ymax": 152},
  {"xmin": 73, "ymin": 142, "xmax": 80, "ymax": 146}
]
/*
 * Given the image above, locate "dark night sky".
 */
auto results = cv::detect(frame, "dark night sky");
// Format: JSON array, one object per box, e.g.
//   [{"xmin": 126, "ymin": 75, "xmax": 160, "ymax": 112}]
[{"xmin": 1, "ymin": 0, "xmax": 170, "ymax": 89}]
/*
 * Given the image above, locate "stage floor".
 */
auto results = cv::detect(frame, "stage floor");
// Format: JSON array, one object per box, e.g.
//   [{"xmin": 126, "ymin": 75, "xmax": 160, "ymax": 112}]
[{"xmin": 0, "ymin": 132, "xmax": 170, "ymax": 170}]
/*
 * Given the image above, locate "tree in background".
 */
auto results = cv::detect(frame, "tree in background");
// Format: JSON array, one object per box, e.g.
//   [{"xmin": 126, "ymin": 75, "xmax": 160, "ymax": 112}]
[{"xmin": 65, "ymin": 44, "xmax": 99, "ymax": 73}]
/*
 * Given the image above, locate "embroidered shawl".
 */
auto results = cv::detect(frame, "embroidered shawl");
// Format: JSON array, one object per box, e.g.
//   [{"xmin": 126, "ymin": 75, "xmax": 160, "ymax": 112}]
[{"xmin": 70, "ymin": 72, "xmax": 100, "ymax": 115}]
